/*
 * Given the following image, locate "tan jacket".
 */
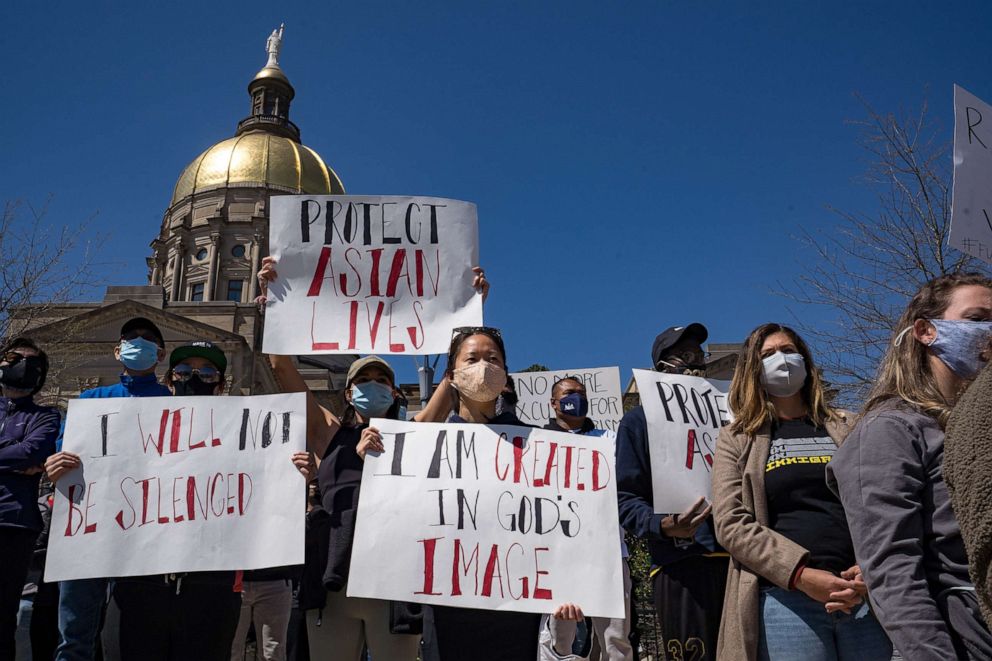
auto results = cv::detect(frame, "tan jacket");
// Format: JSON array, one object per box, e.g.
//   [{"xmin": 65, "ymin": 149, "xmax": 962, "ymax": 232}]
[{"xmin": 711, "ymin": 413, "xmax": 853, "ymax": 661}]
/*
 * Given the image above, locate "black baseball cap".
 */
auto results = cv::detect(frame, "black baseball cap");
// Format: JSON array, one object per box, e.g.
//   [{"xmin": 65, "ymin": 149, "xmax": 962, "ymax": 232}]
[
  {"xmin": 169, "ymin": 340, "xmax": 228, "ymax": 373},
  {"xmin": 651, "ymin": 323, "xmax": 708, "ymax": 367},
  {"xmin": 120, "ymin": 317, "xmax": 165, "ymax": 348}
]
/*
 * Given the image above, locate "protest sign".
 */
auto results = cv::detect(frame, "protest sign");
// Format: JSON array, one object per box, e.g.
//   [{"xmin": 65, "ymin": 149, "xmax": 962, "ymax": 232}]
[
  {"xmin": 510, "ymin": 367, "xmax": 623, "ymax": 432},
  {"xmin": 632, "ymin": 369, "xmax": 731, "ymax": 513},
  {"xmin": 262, "ymin": 195, "xmax": 483, "ymax": 355},
  {"xmin": 951, "ymin": 85, "xmax": 992, "ymax": 264},
  {"xmin": 45, "ymin": 393, "xmax": 307, "ymax": 582},
  {"xmin": 347, "ymin": 419, "xmax": 626, "ymax": 618}
]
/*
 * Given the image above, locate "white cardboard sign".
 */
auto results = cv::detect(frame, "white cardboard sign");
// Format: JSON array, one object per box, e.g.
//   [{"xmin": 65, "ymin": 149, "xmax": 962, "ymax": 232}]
[
  {"xmin": 347, "ymin": 419, "xmax": 626, "ymax": 618},
  {"xmin": 263, "ymin": 195, "xmax": 483, "ymax": 355},
  {"xmin": 45, "ymin": 393, "xmax": 307, "ymax": 581},
  {"xmin": 510, "ymin": 367, "xmax": 623, "ymax": 432},
  {"xmin": 632, "ymin": 370, "xmax": 732, "ymax": 513},
  {"xmin": 951, "ymin": 85, "xmax": 992, "ymax": 264}
]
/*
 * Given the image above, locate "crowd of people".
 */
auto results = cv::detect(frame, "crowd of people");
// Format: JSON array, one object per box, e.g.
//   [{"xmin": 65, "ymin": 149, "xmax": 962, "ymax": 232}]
[{"xmin": 2, "ymin": 264, "xmax": 992, "ymax": 661}]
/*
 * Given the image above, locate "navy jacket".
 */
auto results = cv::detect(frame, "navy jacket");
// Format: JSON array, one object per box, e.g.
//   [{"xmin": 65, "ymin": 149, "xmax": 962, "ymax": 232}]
[
  {"xmin": 616, "ymin": 405, "xmax": 723, "ymax": 568},
  {"xmin": 0, "ymin": 396, "xmax": 60, "ymax": 531}
]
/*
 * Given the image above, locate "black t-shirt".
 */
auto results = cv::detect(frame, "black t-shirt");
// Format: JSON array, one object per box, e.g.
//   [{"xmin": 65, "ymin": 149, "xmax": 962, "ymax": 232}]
[{"xmin": 764, "ymin": 418, "xmax": 854, "ymax": 574}]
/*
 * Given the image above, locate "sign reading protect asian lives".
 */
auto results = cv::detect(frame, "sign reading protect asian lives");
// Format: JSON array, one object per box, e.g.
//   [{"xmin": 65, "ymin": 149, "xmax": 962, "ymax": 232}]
[{"xmin": 262, "ymin": 195, "xmax": 483, "ymax": 355}]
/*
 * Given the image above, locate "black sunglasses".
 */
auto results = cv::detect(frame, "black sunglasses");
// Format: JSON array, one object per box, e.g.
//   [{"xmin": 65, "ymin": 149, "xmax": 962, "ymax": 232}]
[{"xmin": 171, "ymin": 364, "xmax": 222, "ymax": 384}]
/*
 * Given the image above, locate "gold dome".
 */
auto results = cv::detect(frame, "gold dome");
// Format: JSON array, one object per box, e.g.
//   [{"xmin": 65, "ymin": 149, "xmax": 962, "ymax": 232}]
[{"xmin": 170, "ymin": 132, "xmax": 344, "ymax": 206}]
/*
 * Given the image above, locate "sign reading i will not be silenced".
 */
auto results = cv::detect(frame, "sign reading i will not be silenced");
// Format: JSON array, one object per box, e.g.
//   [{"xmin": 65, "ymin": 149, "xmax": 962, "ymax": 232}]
[
  {"xmin": 45, "ymin": 393, "xmax": 307, "ymax": 582},
  {"xmin": 347, "ymin": 420, "xmax": 626, "ymax": 619},
  {"xmin": 263, "ymin": 195, "xmax": 483, "ymax": 355}
]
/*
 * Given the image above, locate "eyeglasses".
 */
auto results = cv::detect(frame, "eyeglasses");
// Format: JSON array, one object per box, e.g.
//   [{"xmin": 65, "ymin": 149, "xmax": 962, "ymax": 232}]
[
  {"xmin": 2, "ymin": 351, "xmax": 24, "ymax": 364},
  {"xmin": 171, "ymin": 364, "xmax": 222, "ymax": 384},
  {"xmin": 659, "ymin": 349, "xmax": 710, "ymax": 367}
]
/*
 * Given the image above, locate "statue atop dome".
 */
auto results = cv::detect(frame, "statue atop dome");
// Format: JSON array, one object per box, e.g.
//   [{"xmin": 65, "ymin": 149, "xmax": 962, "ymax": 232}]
[{"xmin": 265, "ymin": 24, "xmax": 285, "ymax": 68}]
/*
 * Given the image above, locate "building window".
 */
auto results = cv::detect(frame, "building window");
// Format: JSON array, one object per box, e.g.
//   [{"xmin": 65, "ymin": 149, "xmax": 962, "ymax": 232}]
[
  {"xmin": 231, "ymin": 245, "xmax": 246, "ymax": 258},
  {"xmin": 195, "ymin": 248, "xmax": 208, "ymax": 261},
  {"xmin": 226, "ymin": 280, "xmax": 243, "ymax": 302},
  {"xmin": 190, "ymin": 282, "xmax": 205, "ymax": 301}
]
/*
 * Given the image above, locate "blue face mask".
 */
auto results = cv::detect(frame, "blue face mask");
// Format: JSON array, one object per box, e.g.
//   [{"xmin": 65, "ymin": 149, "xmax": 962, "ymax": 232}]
[
  {"xmin": 351, "ymin": 381, "xmax": 395, "ymax": 418},
  {"xmin": 558, "ymin": 393, "xmax": 589, "ymax": 418},
  {"xmin": 119, "ymin": 338, "xmax": 160, "ymax": 371},
  {"xmin": 928, "ymin": 319, "xmax": 992, "ymax": 379}
]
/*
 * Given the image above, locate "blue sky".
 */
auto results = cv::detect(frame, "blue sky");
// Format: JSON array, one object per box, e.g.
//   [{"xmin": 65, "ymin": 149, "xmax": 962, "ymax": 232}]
[{"xmin": 3, "ymin": 1, "xmax": 991, "ymax": 385}]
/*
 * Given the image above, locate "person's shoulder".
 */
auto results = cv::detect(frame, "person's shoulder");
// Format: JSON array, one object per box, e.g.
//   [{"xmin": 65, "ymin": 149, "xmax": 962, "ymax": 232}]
[{"xmin": 79, "ymin": 384, "xmax": 121, "ymax": 399}]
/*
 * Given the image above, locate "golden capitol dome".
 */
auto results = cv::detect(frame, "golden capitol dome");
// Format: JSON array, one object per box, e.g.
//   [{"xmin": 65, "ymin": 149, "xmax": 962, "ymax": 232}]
[
  {"xmin": 168, "ymin": 31, "xmax": 344, "ymax": 208},
  {"xmin": 170, "ymin": 132, "xmax": 343, "ymax": 206}
]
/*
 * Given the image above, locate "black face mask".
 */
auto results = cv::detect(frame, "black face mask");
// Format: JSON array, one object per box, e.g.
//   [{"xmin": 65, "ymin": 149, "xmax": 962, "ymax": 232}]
[
  {"xmin": 172, "ymin": 375, "xmax": 218, "ymax": 397},
  {"xmin": 0, "ymin": 355, "xmax": 46, "ymax": 393}
]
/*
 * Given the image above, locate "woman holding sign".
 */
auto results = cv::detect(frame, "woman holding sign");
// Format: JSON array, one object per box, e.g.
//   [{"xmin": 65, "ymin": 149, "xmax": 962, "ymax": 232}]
[
  {"xmin": 711, "ymin": 324, "xmax": 891, "ymax": 661},
  {"xmin": 417, "ymin": 327, "xmax": 585, "ymax": 661}
]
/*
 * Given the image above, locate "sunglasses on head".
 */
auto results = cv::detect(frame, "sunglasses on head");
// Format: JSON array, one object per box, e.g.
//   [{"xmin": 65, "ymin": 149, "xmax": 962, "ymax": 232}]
[
  {"xmin": 171, "ymin": 364, "xmax": 222, "ymax": 384},
  {"xmin": 452, "ymin": 326, "xmax": 503, "ymax": 340}
]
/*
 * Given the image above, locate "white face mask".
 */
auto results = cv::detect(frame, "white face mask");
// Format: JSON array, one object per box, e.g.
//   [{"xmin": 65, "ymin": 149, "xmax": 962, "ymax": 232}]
[{"xmin": 760, "ymin": 352, "xmax": 807, "ymax": 398}]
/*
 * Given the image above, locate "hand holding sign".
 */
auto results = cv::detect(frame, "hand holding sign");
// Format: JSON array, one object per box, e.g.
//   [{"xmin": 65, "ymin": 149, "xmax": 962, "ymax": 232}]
[
  {"xmin": 661, "ymin": 496, "xmax": 712, "ymax": 538},
  {"xmin": 262, "ymin": 195, "xmax": 483, "ymax": 355}
]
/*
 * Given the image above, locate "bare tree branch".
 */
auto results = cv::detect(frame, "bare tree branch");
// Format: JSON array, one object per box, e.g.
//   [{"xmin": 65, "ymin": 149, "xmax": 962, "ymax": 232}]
[
  {"xmin": 0, "ymin": 197, "xmax": 113, "ymax": 342},
  {"xmin": 782, "ymin": 97, "xmax": 991, "ymax": 405}
]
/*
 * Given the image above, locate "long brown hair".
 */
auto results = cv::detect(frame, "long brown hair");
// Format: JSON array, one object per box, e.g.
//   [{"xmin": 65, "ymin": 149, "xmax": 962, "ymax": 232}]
[
  {"xmin": 865, "ymin": 272, "xmax": 992, "ymax": 428},
  {"xmin": 728, "ymin": 323, "xmax": 838, "ymax": 436}
]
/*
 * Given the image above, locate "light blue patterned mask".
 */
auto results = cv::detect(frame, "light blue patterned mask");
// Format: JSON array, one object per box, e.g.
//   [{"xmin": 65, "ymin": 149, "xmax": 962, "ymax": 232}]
[{"xmin": 928, "ymin": 319, "xmax": 992, "ymax": 379}]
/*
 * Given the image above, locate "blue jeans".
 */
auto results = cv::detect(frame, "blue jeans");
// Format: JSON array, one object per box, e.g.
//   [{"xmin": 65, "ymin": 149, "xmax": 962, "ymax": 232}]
[
  {"xmin": 758, "ymin": 586, "xmax": 892, "ymax": 661},
  {"xmin": 55, "ymin": 578, "xmax": 107, "ymax": 661}
]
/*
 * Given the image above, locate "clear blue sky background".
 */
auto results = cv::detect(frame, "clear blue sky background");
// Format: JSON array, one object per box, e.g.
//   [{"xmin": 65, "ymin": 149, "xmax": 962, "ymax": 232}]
[{"xmin": 3, "ymin": 1, "xmax": 992, "ymax": 385}]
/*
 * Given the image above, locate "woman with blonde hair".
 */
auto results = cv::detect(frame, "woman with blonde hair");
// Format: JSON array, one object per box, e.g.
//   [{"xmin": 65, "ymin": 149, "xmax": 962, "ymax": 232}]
[
  {"xmin": 827, "ymin": 272, "xmax": 992, "ymax": 660},
  {"xmin": 712, "ymin": 323, "xmax": 890, "ymax": 661}
]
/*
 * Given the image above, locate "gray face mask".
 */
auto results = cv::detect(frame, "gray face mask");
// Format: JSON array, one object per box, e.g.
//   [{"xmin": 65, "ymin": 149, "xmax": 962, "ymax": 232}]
[
  {"xmin": 760, "ymin": 352, "xmax": 807, "ymax": 398},
  {"xmin": 927, "ymin": 319, "xmax": 992, "ymax": 380}
]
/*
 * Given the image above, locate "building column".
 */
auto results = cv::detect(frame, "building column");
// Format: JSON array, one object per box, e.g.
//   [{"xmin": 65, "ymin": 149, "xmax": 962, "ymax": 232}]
[
  {"xmin": 248, "ymin": 232, "xmax": 262, "ymax": 300},
  {"xmin": 205, "ymin": 234, "xmax": 220, "ymax": 301},
  {"xmin": 169, "ymin": 246, "xmax": 182, "ymax": 301}
]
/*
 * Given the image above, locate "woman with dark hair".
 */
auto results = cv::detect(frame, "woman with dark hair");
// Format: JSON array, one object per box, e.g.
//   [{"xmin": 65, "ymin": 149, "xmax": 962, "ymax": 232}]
[
  {"xmin": 712, "ymin": 323, "xmax": 890, "ymax": 661},
  {"xmin": 418, "ymin": 326, "xmax": 585, "ymax": 661},
  {"xmin": 0, "ymin": 337, "xmax": 59, "ymax": 660},
  {"xmin": 827, "ymin": 273, "xmax": 992, "ymax": 660}
]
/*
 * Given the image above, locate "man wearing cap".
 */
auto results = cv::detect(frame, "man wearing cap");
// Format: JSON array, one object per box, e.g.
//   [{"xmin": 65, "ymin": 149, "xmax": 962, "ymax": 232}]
[
  {"xmin": 45, "ymin": 317, "xmax": 171, "ymax": 661},
  {"xmin": 616, "ymin": 324, "xmax": 729, "ymax": 661}
]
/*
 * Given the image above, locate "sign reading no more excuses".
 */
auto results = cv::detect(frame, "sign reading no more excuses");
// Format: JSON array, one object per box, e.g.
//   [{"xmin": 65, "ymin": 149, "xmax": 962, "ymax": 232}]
[
  {"xmin": 347, "ymin": 420, "xmax": 626, "ymax": 619},
  {"xmin": 510, "ymin": 367, "xmax": 623, "ymax": 432},
  {"xmin": 45, "ymin": 393, "xmax": 307, "ymax": 582},
  {"xmin": 632, "ymin": 370, "xmax": 732, "ymax": 513},
  {"xmin": 263, "ymin": 195, "xmax": 483, "ymax": 355}
]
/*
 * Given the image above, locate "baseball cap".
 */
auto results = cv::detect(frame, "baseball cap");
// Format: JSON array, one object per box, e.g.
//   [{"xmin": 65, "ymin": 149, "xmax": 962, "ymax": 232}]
[
  {"xmin": 169, "ymin": 340, "xmax": 228, "ymax": 373},
  {"xmin": 346, "ymin": 355, "xmax": 395, "ymax": 387},
  {"xmin": 120, "ymin": 317, "xmax": 165, "ymax": 348},
  {"xmin": 651, "ymin": 323, "xmax": 709, "ymax": 367}
]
